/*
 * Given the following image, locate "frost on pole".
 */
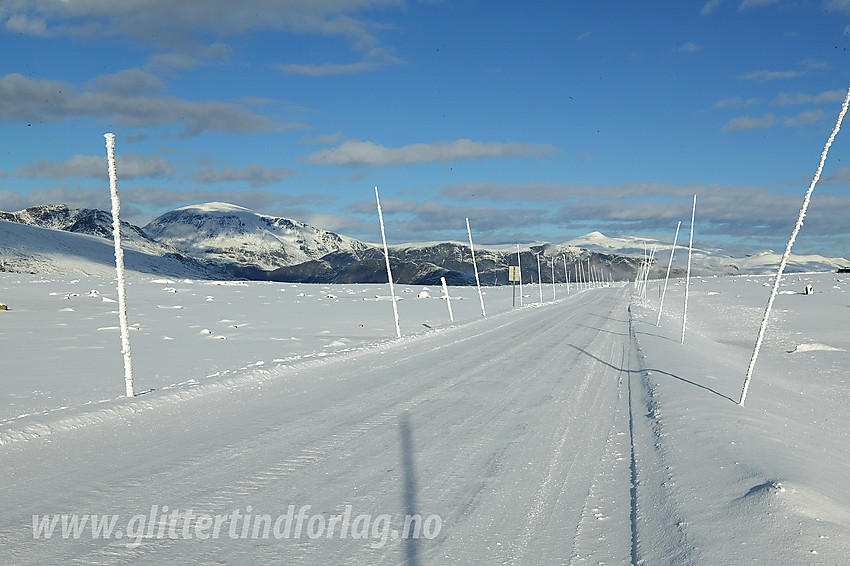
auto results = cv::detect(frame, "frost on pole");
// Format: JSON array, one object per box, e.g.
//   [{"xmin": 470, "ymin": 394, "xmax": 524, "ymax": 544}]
[
  {"xmin": 466, "ymin": 218, "xmax": 486, "ymax": 317},
  {"xmin": 681, "ymin": 195, "xmax": 697, "ymax": 345},
  {"xmin": 536, "ymin": 253, "xmax": 543, "ymax": 302},
  {"xmin": 440, "ymin": 276, "xmax": 454, "ymax": 323},
  {"xmin": 642, "ymin": 245, "xmax": 657, "ymax": 304},
  {"xmin": 551, "ymin": 257, "xmax": 556, "ymax": 301},
  {"xmin": 375, "ymin": 187, "xmax": 401, "ymax": 338},
  {"xmin": 516, "ymin": 243, "xmax": 523, "ymax": 306},
  {"xmin": 104, "ymin": 133, "xmax": 134, "ymax": 398},
  {"xmin": 657, "ymin": 221, "xmax": 681, "ymax": 326},
  {"xmin": 739, "ymin": 85, "xmax": 850, "ymax": 407}
]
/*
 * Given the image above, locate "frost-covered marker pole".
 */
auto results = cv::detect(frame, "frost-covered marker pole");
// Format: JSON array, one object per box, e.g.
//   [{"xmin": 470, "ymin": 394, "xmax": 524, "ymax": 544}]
[
  {"xmin": 563, "ymin": 255, "xmax": 570, "ymax": 295},
  {"xmin": 440, "ymin": 276, "xmax": 454, "ymax": 323},
  {"xmin": 681, "ymin": 195, "xmax": 697, "ymax": 345},
  {"xmin": 104, "ymin": 133, "xmax": 134, "ymax": 398},
  {"xmin": 375, "ymin": 187, "xmax": 401, "ymax": 338},
  {"xmin": 466, "ymin": 218, "xmax": 486, "ymax": 317},
  {"xmin": 740, "ymin": 85, "xmax": 850, "ymax": 407},
  {"xmin": 516, "ymin": 244, "xmax": 523, "ymax": 306},
  {"xmin": 656, "ymin": 221, "xmax": 681, "ymax": 326},
  {"xmin": 551, "ymin": 258, "xmax": 556, "ymax": 301},
  {"xmin": 642, "ymin": 245, "xmax": 657, "ymax": 304},
  {"xmin": 536, "ymin": 254, "xmax": 543, "ymax": 302}
]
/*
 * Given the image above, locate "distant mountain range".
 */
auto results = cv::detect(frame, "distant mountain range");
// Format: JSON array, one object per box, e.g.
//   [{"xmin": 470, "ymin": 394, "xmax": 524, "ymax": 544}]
[
  {"xmin": 568, "ymin": 231, "xmax": 850, "ymax": 276},
  {"xmin": 1, "ymin": 203, "xmax": 847, "ymax": 283}
]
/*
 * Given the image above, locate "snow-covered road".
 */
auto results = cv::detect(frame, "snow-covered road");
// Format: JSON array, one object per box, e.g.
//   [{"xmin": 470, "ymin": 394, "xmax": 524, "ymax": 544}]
[{"xmin": 2, "ymin": 286, "xmax": 660, "ymax": 565}]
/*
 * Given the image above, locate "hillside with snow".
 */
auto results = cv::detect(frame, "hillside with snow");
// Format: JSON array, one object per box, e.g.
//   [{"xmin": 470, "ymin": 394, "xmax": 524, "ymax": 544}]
[
  {"xmin": 143, "ymin": 202, "xmax": 370, "ymax": 270},
  {"xmin": 1, "ymin": 204, "xmax": 177, "ymax": 258},
  {"xmin": 0, "ymin": 219, "xmax": 226, "ymax": 279}
]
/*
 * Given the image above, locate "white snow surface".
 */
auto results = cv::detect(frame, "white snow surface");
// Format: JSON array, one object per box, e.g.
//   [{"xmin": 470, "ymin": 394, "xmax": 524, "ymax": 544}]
[{"xmin": 1, "ymin": 272, "xmax": 848, "ymax": 564}]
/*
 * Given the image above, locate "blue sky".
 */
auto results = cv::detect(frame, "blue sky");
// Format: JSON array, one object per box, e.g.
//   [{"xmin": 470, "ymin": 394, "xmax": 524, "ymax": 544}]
[{"xmin": 1, "ymin": 1, "xmax": 849, "ymax": 256}]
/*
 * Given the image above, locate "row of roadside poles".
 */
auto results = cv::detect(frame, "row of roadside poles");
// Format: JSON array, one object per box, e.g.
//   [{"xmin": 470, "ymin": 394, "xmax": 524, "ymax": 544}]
[
  {"xmin": 509, "ymin": 249, "xmax": 611, "ymax": 308},
  {"xmin": 376, "ymin": 187, "xmax": 613, "ymax": 337}
]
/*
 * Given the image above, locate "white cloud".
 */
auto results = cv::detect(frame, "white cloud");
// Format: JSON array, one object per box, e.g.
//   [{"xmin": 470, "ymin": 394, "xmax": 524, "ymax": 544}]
[
  {"xmin": 13, "ymin": 154, "xmax": 174, "ymax": 179},
  {"xmin": 739, "ymin": 0, "xmax": 781, "ymax": 9},
  {"xmin": 191, "ymin": 164, "xmax": 296, "ymax": 187},
  {"xmin": 300, "ymin": 132, "xmax": 344, "ymax": 145},
  {"xmin": 440, "ymin": 181, "xmax": 747, "ymax": 203},
  {"xmin": 675, "ymin": 42, "xmax": 702, "ymax": 53},
  {"xmin": 825, "ymin": 0, "xmax": 850, "ymax": 14},
  {"xmin": 347, "ymin": 198, "xmax": 549, "ymax": 234},
  {"xmin": 772, "ymin": 90, "xmax": 846, "ymax": 106},
  {"xmin": 784, "ymin": 109, "xmax": 825, "ymax": 127},
  {"xmin": 344, "ymin": 182, "xmax": 850, "ymax": 242},
  {"xmin": 144, "ymin": 43, "xmax": 234, "ymax": 72},
  {"xmin": 5, "ymin": 13, "xmax": 50, "ymax": 35},
  {"xmin": 549, "ymin": 187, "xmax": 850, "ymax": 238},
  {"xmin": 801, "ymin": 58, "xmax": 829, "ymax": 70},
  {"xmin": 276, "ymin": 45, "xmax": 403, "ymax": 75},
  {"xmin": 713, "ymin": 96, "xmax": 762, "ymax": 109},
  {"xmin": 276, "ymin": 61, "xmax": 382, "ymax": 76},
  {"xmin": 0, "ymin": 73, "xmax": 297, "ymax": 135},
  {"xmin": 722, "ymin": 113, "xmax": 776, "ymax": 131},
  {"xmin": 3, "ymin": 1, "xmax": 405, "ymax": 74},
  {"xmin": 738, "ymin": 69, "xmax": 803, "ymax": 81},
  {"xmin": 441, "ymin": 182, "xmax": 584, "ymax": 202},
  {"xmin": 2, "ymin": 1, "xmax": 400, "ymax": 44},
  {"xmin": 304, "ymin": 139, "xmax": 558, "ymax": 166},
  {"xmin": 700, "ymin": 1, "xmax": 721, "ymax": 15},
  {"xmin": 84, "ymin": 68, "xmax": 166, "ymax": 96},
  {"xmin": 819, "ymin": 166, "xmax": 850, "ymax": 185}
]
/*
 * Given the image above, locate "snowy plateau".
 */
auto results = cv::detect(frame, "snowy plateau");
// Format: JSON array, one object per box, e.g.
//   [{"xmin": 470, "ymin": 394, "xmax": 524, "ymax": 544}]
[
  {"xmin": 1, "ymin": 266, "xmax": 849, "ymax": 564},
  {"xmin": 1, "ymin": 203, "xmax": 850, "ymax": 564}
]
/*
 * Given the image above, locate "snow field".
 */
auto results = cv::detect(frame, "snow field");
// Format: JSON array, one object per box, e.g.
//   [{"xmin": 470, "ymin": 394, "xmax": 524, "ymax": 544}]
[
  {"xmin": 630, "ymin": 272, "xmax": 849, "ymax": 563},
  {"xmin": 0, "ymin": 274, "xmax": 585, "ymax": 439}
]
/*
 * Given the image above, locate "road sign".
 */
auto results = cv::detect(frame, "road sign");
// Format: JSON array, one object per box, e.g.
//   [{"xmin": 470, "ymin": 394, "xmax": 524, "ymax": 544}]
[{"xmin": 508, "ymin": 265, "xmax": 521, "ymax": 282}]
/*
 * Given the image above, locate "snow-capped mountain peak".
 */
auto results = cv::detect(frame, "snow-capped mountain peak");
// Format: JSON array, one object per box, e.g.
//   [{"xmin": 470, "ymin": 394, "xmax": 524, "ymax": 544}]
[{"xmin": 143, "ymin": 202, "xmax": 370, "ymax": 270}]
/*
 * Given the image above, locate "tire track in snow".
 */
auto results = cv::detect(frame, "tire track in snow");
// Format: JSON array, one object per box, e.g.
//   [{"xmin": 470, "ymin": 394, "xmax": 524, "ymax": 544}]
[
  {"xmin": 627, "ymin": 303, "xmax": 697, "ymax": 565},
  {"xmin": 491, "ymin": 289, "xmax": 634, "ymax": 564},
  {"xmin": 569, "ymin": 337, "xmax": 634, "ymax": 566}
]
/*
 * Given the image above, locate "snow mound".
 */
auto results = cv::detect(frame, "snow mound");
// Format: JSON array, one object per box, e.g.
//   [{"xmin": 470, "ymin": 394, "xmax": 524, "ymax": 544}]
[
  {"xmin": 742, "ymin": 480, "xmax": 786, "ymax": 500},
  {"xmin": 788, "ymin": 343, "xmax": 846, "ymax": 353}
]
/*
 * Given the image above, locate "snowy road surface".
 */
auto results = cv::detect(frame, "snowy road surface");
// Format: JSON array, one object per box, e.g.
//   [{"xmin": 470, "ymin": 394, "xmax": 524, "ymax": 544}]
[{"xmin": 1, "ymin": 286, "xmax": 662, "ymax": 565}]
